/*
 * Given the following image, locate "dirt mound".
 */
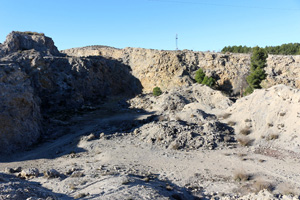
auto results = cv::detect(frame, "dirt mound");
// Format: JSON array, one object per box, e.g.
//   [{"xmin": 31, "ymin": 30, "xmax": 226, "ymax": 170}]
[
  {"xmin": 226, "ymin": 84, "xmax": 300, "ymax": 151},
  {"xmin": 130, "ymin": 84, "xmax": 235, "ymax": 150}
]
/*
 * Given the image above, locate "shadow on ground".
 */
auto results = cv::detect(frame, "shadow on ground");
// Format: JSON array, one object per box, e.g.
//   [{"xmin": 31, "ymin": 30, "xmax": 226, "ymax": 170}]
[
  {"xmin": 0, "ymin": 172, "xmax": 73, "ymax": 200},
  {"xmin": 0, "ymin": 102, "xmax": 156, "ymax": 162}
]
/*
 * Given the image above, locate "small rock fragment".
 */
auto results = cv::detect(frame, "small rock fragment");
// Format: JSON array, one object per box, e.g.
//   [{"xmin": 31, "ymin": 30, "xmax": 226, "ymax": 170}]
[
  {"xmin": 44, "ymin": 169, "xmax": 60, "ymax": 178},
  {"xmin": 20, "ymin": 168, "xmax": 39, "ymax": 178}
]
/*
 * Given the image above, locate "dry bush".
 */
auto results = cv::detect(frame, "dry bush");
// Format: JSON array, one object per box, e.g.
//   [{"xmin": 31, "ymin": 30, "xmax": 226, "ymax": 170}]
[
  {"xmin": 266, "ymin": 134, "xmax": 279, "ymax": 141},
  {"xmin": 69, "ymin": 183, "xmax": 77, "ymax": 190},
  {"xmin": 253, "ymin": 179, "xmax": 273, "ymax": 193},
  {"xmin": 220, "ymin": 113, "xmax": 231, "ymax": 119},
  {"xmin": 171, "ymin": 143, "xmax": 180, "ymax": 150},
  {"xmin": 240, "ymin": 127, "xmax": 251, "ymax": 136},
  {"xmin": 279, "ymin": 112, "xmax": 286, "ymax": 117},
  {"xmin": 237, "ymin": 136, "xmax": 253, "ymax": 147},
  {"xmin": 267, "ymin": 123, "xmax": 274, "ymax": 127},
  {"xmin": 233, "ymin": 170, "xmax": 250, "ymax": 182},
  {"xmin": 228, "ymin": 121, "xmax": 236, "ymax": 126},
  {"xmin": 74, "ymin": 193, "xmax": 88, "ymax": 199}
]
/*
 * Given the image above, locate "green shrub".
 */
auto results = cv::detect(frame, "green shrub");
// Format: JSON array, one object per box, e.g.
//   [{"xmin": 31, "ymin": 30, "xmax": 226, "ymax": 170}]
[
  {"xmin": 194, "ymin": 68, "xmax": 216, "ymax": 87},
  {"xmin": 153, "ymin": 86, "xmax": 162, "ymax": 96},
  {"xmin": 202, "ymin": 76, "xmax": 215, "ymax": 87},
  {"xmin": 195, "ymin": 68, "xmax": 205, "ymax": 83}
]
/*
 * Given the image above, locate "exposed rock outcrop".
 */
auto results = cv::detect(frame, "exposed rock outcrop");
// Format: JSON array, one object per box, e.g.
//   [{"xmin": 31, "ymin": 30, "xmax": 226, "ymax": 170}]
[
  {"xmin": 129, "ymin": 84, "xmax": 235, "ymax": 150},
  {"xmin": 1, "ymin": 31, "xmax": 60, "ymax": 56},
  {"xmin": 63, "ymin": 46, "xmax": 300, "ymax": 94},
  {"xmin": 0, "ymin": 32, "xmax": 142, "ymax": 153},
  {"xmin": 0, "ymin": 63, "xmax": 41, "ymax": 153}
]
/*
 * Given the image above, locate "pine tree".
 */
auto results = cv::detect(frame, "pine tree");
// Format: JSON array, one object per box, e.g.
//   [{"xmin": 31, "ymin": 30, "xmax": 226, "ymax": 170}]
[{"xmin": 245, "ymin": 47, "xmax": 268, "ymax": 95}]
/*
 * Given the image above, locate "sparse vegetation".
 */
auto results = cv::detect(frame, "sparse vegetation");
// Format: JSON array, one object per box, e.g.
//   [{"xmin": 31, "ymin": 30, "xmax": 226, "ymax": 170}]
[
  {"xmin": 69, "ymin": 183, "xmax": 77, "ymax": 190},
  {"xmin": 15, "ymin": 31, "xmax": 45, "ymax": 36},
  {"xmin": 195, "ymin": 68, "xmax": 205, "ymax": 83},
  {"xmin": 266, "ymin": 134, "xmax": 279, "ymax": 141},
  {"xmin": 237, "ymin": 136, "xmax": 253, "ymax": 146},
  {"xmin": 227, "ymin": 121, "xmax": 236, "ymax": 126},
  {"xmin": 194, "ymin": 68, "xmax": 216, "ymax": 87},
  {"xmin": 153, "ymin": 86, "xmax": 162, "ymax": 96},
  {"xmin": 220, "ymin": 113, "xmax": 231, "ymax": 119},
  {"xmin": 233, "ymin": 171, "xmax": 250, "ymax": 182},
  {"xmin": 240, "ymin": 127, "xmax": 251, "ymax": 136},
  {"xmin": 171, "ymin": 143, "xmax": 180, "ymax": 150},
  {"xmin": 253, "ymin": 179, "xmax": 273, "ymax": 193},
  {"xmin": 74, "ymin": 193, "xmax": 88, "ymax": 199},
  {"xmin": 279, "ymin": 112, "xmax": 286, "ymax": 116},
  {"xmin": 267, "ymin": 123, "xmax": 273, "ymax": 127}
]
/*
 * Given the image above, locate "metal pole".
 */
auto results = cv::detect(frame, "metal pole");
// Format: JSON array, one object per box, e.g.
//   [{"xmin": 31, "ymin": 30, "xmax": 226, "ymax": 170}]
[{"xmin": 176, "ymin": 34, "xmax": 178, "ymax": 50}]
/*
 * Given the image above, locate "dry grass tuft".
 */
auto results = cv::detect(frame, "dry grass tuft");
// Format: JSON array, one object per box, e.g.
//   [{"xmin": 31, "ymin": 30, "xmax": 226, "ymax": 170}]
[
  {"xmin": 253, "ymin": 179, "xmax": 273, "ymax": 193},
  {"xmin": 171, "ymin": 143, "xmax": 180, "ymax": 150},
  {"xmin": 220, "ymin": 113, "xmax": 231, "ymax": 119},
  {"xmin": 228, "ymin": 121, "xmax": 236, "ymax": 126},
  {"xmin": 266, "ymin": 134, "xmax": 279, "ymax": 141},
  {"xmin": 279, "ymin": 112, "xmax": 286, "ymax": 117},
  {"xmin": 190, "ymin": 114, "xmax": 196, "ymax": 118},
  {"xmin": 69, "ymin": 183, "xmax": 77, "ymax": 190},
  {"xmin": 240, "ymin": 127, "xmax": 251, "ymax": 136},
  {"xmin": 237, "ymin": 136, "xmax": 253, "ymax": 147},
  {"xmin": 74, "ymin": 193, "xmax": 88, "ymax": 199},
  {"xmin": 233, "ymin": 170, "xmax": 250, "ymax": 182},
  {"xmin": 267, "ymin": 123, "xmax": 274, "ymax": 127}
]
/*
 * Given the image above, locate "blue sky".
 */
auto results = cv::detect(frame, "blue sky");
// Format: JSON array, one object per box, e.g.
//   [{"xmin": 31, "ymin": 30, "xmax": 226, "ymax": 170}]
[{"xmin": 0, "ymin": 0, "xmax": 300, "ymax": 51}]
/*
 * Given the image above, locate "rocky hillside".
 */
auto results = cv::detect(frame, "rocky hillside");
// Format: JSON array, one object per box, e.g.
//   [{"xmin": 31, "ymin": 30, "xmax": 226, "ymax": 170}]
[
  {"xmin": 63, "ymin": 46, "xmax": 300, "ymax": 94},
  {"xmin": 0, "ymin": 32, "xmax": 142, "ymax": 153}
]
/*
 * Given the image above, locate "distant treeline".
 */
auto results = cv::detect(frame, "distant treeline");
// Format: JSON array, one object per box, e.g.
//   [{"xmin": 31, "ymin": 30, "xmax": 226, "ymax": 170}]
[{"xmin": 221, "ymin": 43, "xmax": 300, "ymax": 55}]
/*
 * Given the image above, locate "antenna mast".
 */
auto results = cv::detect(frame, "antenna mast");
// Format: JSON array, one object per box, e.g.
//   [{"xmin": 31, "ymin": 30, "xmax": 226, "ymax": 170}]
[{"xmin": 176, "ymin": 34, "xmax": 178, "ymax": 50}]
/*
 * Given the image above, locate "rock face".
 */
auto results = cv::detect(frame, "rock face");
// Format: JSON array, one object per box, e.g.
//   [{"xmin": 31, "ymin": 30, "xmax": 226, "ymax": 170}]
[
  {"xmin": 0, "ymin": 32, "xmax": 142, "ymax": 154},
  {"xmin": 0, "ymin": 63, "xmax": 41, "ymax": 153},
  {"xmin": 63, "ymin": 46, "xmax": 300, "ymax": 94},
  {"xmin": 1, "ymin": 31, "xmax": 60, "ymax": 56}
]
